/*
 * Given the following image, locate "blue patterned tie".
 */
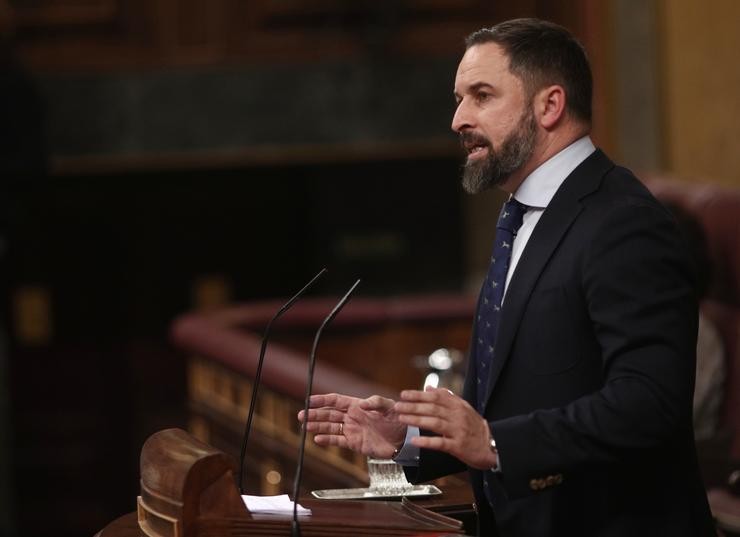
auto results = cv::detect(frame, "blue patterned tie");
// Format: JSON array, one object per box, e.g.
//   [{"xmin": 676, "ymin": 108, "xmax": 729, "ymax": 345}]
[{"xmin": 476, "ymin": 198, "xmax": 527, "ymax": 411}]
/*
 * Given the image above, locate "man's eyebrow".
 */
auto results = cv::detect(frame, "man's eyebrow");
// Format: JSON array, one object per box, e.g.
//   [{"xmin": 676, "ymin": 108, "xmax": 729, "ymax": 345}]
[
  {"xmin": 469, "ymin": 82, "xmax": 495, "ymax": 93},
  {"xmin": 454, "ymin": 81, "xmax": 495, "ymax": 100}
]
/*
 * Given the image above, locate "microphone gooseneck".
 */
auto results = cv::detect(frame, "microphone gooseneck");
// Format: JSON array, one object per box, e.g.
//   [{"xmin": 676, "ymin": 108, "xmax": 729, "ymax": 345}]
[
  {"xmin": 238, "ymin": 267, "xmax": 328, "ymax": 494},
  {"xmin": 291, "ymin": 279, "xmax": 361, "ymax": 537}
]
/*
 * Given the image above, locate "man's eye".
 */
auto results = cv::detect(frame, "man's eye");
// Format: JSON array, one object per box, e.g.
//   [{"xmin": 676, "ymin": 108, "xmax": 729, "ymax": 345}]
[{"xmin": 477, "ymin": 92, "xmax": 491, "ymax": 103}]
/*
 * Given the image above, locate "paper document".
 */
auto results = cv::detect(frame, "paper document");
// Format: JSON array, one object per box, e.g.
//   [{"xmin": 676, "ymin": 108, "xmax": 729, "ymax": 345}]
[{"xmin": 241, "ymin": 494, "xmax": 312, "ymax": 515}]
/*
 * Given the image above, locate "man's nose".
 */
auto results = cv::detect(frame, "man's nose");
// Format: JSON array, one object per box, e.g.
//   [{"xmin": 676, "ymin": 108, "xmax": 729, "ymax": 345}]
[{"xmin": 451, "ymin": 99, "xmax": 473, "ymax": 133}]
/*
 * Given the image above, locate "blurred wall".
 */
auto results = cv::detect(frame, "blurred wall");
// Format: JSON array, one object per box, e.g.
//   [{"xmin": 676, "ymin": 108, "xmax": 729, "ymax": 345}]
[
  {"xmin": 658, "ymin": 0, "xmax": 740, "ymax": 186},
  {"xmin": 611, "ymin": 0, "xmax": 661, "ymax": 170},
  {"xmin": 610, "ymin": 0, "xmax": 740, "ymax": 187}
]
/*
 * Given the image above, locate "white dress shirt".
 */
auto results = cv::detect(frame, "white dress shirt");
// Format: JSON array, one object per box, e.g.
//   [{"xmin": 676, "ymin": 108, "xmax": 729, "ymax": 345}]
[
  {"xmin": 394, "ymin": 136, "xmax": 596, "ymax": 469},
  {"xmin": 504, "ymin": 135, "xmax": 596, "ymax": 295}
]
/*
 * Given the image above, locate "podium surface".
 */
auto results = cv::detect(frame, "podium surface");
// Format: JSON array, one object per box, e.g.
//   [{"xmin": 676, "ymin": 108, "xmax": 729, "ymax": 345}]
[
  {"xmin": 109, "ymin": 428, "xmax": 466, "ymax": 537},
  {"xmin": 99, "ymin": 498, "xmax": 467, "ymax": 537}
]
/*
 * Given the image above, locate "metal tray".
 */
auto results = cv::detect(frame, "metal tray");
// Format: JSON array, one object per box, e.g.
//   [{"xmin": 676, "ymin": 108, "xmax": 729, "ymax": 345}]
[{"xmin": 311, "ymin": 484, "xmax": 442, "ymax": 500}]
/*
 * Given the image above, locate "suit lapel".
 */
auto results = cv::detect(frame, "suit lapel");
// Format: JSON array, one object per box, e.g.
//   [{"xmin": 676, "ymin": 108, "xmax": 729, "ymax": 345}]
[{"xmin": 483, "ymin": 150, "xmax": 615, "ymax": 406}]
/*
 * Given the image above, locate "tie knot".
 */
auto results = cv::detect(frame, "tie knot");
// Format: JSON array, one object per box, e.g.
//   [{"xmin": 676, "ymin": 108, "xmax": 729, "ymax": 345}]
[{"xmin": 497, "ymin": 198, "xmax": 527, "ymax": 233}]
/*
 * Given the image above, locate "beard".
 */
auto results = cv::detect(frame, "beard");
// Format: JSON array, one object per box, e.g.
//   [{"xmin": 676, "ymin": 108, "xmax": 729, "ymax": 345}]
[{"xmin": 460, "ymin": 107, "xmax": 537, "ymax": 194}]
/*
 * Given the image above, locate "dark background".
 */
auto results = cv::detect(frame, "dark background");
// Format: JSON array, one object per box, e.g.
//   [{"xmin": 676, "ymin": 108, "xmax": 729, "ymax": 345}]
[{"xmin": 0, "ymin": 2, "xmax": 611, "ymax": 535}]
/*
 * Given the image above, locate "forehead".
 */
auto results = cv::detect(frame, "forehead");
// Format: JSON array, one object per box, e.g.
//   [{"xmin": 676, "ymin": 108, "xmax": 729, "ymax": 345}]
[{"xmin": 454, "ymin": 42, "xmax": 519, "ymax": 91}]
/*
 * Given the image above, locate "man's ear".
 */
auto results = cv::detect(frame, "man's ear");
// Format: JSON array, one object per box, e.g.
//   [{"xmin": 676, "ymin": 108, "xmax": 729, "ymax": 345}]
[{"xmin": 536, "ymin": 85, "xmax": 567, "ymax": 130}]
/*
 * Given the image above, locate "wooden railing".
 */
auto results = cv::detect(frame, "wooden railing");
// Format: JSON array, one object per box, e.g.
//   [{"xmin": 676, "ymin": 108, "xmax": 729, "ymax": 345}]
[{"xmin": 170, "ymin": 295, "xmax": 475, "ymax": 496}]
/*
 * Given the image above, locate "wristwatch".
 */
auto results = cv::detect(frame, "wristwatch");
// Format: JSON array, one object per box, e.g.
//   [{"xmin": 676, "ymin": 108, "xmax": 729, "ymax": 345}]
[{"xmin": 489, "ymin": 433, "xmax": 499, "ymax": 470}]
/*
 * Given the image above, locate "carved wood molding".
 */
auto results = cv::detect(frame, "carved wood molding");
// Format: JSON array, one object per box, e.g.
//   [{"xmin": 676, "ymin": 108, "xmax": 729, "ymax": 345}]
[
  {"xmin": 9, "ymin": 0, "xmax": 543, "ymax": 70},
  {"xmin": 12, "ymin": 0, "xmax": 119, "ymax": 28}
]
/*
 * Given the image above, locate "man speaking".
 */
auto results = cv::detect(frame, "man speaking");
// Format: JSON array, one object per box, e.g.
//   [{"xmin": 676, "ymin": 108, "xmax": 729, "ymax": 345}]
[{"xmin": 299, "ymin": 18, "xmax": 715, "ymax": 536}]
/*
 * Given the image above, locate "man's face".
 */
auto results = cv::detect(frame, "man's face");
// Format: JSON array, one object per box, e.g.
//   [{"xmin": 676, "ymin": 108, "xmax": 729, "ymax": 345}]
[{"xmin": 452, "ymin": 43, "xmax": 538, "ymax": 193}]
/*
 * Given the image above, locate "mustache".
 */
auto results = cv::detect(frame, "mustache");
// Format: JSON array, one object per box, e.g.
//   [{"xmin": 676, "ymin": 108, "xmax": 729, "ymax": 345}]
[{"xmin": 460, "ymin": 131, "xmax": 491, "ymax": 150}]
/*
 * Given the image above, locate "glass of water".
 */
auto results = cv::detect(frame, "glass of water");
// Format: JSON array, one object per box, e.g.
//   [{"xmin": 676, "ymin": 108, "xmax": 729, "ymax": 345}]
[{"xmin": 367, "ymin": 458, "xmax": 412, "ymax": 495}]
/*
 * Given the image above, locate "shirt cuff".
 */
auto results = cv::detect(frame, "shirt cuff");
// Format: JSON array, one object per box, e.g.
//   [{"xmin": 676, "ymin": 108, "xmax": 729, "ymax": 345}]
[
  {"xmin": 392, "ymin": 426, "xmax": 420, "ymax": 466},
  {"xmin": 491, "ymin": 453, "xmax": 502, "ymax": 473}
]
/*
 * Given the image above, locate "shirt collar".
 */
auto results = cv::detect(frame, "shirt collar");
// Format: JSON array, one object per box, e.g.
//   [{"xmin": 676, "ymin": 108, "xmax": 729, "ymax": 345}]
[{"xmin": 513, "ymin": 136, "xmax": 596, "ymax": 209}]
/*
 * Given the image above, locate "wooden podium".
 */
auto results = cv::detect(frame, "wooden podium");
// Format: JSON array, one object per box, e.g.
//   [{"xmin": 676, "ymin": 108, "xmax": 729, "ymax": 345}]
[{"xmin": 103, "ymin": 428, "xmax": 465, "ymax": 537}]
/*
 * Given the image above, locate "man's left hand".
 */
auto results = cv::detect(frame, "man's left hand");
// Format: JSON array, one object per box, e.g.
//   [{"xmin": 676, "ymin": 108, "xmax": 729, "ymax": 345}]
[{"xmin": 394, "ymin": 387, "xmax": 497, "ymax": 470}]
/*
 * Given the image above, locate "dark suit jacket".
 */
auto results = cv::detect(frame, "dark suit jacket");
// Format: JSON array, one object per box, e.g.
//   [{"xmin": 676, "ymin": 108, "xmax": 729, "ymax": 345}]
[{"xmin": 407, "ymin": 150, "xmax": 715, "ymax": 536}]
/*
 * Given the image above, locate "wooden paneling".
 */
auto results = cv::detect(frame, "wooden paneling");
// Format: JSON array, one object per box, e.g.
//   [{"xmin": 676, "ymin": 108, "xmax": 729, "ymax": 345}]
[
  {"xmin": 11, "ymin": 0, "xmax": 119, "ymax": 27},
  {"xmin": 269, "ymin": 321, "xmax": 472, "ymax": 394},
  {"xmin": 11, "ymin": 0, "xmax": 162, "ymax": 70},
  {"xmin": 9, "ymin": 0, "xmax": 595, "ymax": 70},
  {"xmin": 231, "ymin": 0, "xmax": 516, "ymax": 60},
  {"xmin": 7, "ymin": 0, "xmax": 617, "ymax": 181},
  {"xmin": 187, "ymin": 357, "xmax": 368, "ymax": 495}
]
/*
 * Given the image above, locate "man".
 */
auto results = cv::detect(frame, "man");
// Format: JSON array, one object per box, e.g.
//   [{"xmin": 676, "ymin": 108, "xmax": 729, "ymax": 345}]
[{"xmin": 299, "ymin": 18, "xmax": 715, "ymax": 536}]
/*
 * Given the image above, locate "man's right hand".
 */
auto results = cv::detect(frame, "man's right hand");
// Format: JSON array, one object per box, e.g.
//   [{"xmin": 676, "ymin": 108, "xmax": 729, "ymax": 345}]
[{"xmin": 297, "ymin": 393, "xmax": 407, "ymax": 459}]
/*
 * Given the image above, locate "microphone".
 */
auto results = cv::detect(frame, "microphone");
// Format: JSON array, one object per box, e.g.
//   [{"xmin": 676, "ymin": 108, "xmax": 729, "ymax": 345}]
[
  {"xmin": 291, "ymin": 279, "xmax": 361, "ymax": 537},
  {"xmin": 238, "ymin": 267, "xmax": 328, "ymax": 494}
]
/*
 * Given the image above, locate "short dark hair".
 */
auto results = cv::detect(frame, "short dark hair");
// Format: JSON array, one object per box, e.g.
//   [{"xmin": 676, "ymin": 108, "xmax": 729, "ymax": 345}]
[{"xmin": 466, "ymin": 18, "xmax": 592, "ymax": 123}]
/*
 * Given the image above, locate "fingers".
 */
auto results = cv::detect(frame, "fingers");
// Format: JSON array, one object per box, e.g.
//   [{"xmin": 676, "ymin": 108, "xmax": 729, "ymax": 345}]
[
  {"xmin": 358, "ymin": 395, "xmax": 396, "ymax": 412},
  {"xmin": 394, "ymin": 388, "xmax": 468, "ymax": 436},
  {"xmin": 409, "ymin": 415, "xmax": 496, "ymax": 470},
  {"xmin": 410, "ymin": 434, "xmax": 452, "ymax": 452},
  {"xmin": 302, "ymin": 408, "xmax": 345, "ymax": 422},
  {"xmin": 394, "ymin": 388, "xmax": 456, "ymax": 418},
  {"xmin": 398, "ymin": 414, "xmax": 448, "ymax": 435},
  {"xmin": 299, "ymin": 408, "xmax": 346, "ymax": 436},
  {"xmin": 400, "ymin": 387, "xmax": 453, "ymax": 403},
  {"xmin": 393, "ymin": 401, "xmax": 440, "ymax": 416},
  {"xmin": 305, "ymin": 420, "xmax": 344, "ymax": 435},
  {"xmin": 298, "ymin": 407, "xmax": 329, "ymax": 423},
  {"xmin": 299, "ymin": 393, "xmax": 359, "ymax": 423},
  {"xmin": 301, "ymin": 393, "xmax": 395, "ymax": 422},
  {"xmin": 308, "ymin": 393, "xmax": 358, "ymax": 410},
  {"xmin": 396, "ymin": 398, "xmax": 448, "ymax": 434},
  {"xmin": 313, "ymin": 433, "xmax": 349, "ymax": 449}
]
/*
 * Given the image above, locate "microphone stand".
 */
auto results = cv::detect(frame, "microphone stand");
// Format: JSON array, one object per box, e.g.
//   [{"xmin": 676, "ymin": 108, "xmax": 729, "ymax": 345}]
[
  {"xmin": 237, "ymin": 268, "xmax": 328, "ymax": 494},
  {"xmin": 291, "ymin": 279, "xmax": 361, "ymax": 537}
]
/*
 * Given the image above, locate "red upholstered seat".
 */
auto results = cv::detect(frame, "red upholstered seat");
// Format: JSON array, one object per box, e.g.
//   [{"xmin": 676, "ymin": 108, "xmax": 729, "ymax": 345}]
[
  {"xmin": 642, "ymin": 174, "xmax": 740, "ymax": 459},
  {"xmin": 642, "ymin": 174, "xmax": 740, "ymax": 534}
]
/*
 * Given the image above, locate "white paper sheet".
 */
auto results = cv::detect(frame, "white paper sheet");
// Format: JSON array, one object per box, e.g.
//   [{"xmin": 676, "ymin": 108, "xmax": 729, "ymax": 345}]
[{"xmin": 241, "ymin": 494, "xmax": 312, "ymax": 515}]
